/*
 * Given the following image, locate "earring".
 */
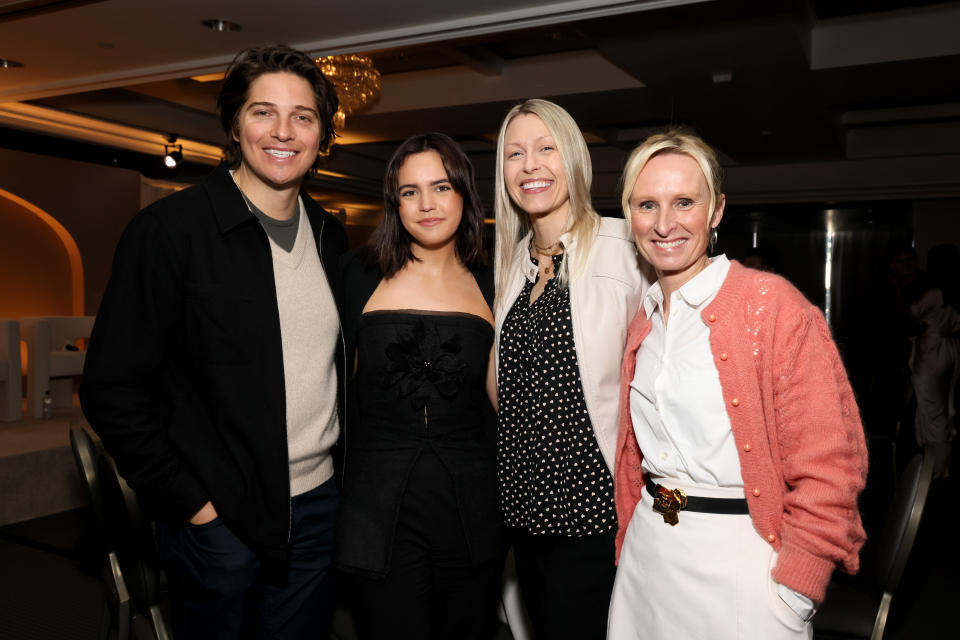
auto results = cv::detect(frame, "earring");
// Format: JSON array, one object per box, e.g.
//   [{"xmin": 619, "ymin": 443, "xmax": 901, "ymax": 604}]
[{"xmin": 709, "ymin": 228, "xmax": 718, "ymax": 253}]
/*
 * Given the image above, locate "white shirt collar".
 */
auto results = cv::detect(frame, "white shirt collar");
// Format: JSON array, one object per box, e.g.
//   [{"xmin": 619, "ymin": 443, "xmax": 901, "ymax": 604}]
[
  {"xmin": 643, "ymin": 254, "xmax": 730, "ymax": 316},
  {"xmin": 642, "ymin": 281, "xmax": 665, "ymax": 317}
]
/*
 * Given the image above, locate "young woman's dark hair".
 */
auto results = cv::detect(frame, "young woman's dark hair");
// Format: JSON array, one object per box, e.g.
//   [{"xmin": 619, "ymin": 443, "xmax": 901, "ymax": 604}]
[
  {"xmin": 217, "ymin": 44, "xmax": 339, "ymax": 170},
  {"xmin": 369, "ymin": 132, "xmax": 488, "ymax": 278}
]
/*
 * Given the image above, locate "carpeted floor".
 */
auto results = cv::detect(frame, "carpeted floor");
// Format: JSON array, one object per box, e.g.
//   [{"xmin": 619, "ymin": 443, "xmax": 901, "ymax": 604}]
[
  {"xmin": 1, "ymin": 457, "xmax": 956, "ymax": 639},
  {"xmin": 0, "ymin": 509, "xmax": 101, "ymax": 640}
]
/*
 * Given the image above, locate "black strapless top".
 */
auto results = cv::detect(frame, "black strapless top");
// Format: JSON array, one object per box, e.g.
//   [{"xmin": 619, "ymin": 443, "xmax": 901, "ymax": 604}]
[
  {"xmin": 334, "ymin": 311, "xmax": 507, "ymax": 577},
  {"xmin": 353, "ymin": 310, "xmax": 493, "ymax": 435}
]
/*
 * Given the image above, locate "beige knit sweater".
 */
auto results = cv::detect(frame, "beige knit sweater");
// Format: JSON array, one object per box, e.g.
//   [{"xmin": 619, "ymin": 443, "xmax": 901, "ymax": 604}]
[{"xmin": 269, "ymin": 202, "xmax": 340, "ymax": 496}]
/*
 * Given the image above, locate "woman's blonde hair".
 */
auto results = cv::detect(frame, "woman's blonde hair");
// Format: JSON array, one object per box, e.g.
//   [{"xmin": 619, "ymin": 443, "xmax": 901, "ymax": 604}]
[
  {"xmin": 494, "ymin": 99, "xmax": 600, "ymax": 311},
  {"xmin": 620, "ymin": 129, "xmax": 724, "ymax": 227}
]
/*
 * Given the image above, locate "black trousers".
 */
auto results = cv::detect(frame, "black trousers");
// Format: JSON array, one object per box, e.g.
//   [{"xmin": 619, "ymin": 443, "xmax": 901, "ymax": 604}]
[
  {"xmin": 512, "ymin": 528, "xmax": 618, "ymax": 640},
  {"xmin": 346, "ymin": 450, "xmax": 505, "ymax": 640},
  {"xmin": 156, "ymin": 478, "xmax": 338, "ymax": 640}
]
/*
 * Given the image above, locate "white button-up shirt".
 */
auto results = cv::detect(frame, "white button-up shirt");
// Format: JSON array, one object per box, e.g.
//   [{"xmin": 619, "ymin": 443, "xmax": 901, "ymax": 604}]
[
  {"xmin": 629, "ymin": 255, "xmax": 742, "ymax": 486},
  {"xmin": 629, "ymin": 254, "xmax": 816, "ymax": 617}
]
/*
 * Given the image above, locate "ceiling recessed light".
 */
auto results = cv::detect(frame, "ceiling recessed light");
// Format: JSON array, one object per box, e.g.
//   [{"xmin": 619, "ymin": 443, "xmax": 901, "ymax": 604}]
[
  {"xmin": 0, "ymin": 58, "xmax": 24, "ymax": 68},
  {"xmin": 202, "ymin": 19, "xmax": 242, "ymax": 32}
]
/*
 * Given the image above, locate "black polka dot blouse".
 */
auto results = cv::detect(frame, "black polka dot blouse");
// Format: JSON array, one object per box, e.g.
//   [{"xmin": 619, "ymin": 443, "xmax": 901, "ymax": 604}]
[{"xmin": 497, "ymin": 252, "xmax": 617, "ymax": 537}]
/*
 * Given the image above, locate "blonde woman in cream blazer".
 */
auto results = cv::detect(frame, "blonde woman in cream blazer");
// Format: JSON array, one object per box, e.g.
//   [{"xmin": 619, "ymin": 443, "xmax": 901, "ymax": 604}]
[
  {"xmin": 494, "ymin": 217, "xmax": 646, "ymax": 471},
  {"xmin": 492, "ymin": 98, "xmax": 647, "ymax": 640}
]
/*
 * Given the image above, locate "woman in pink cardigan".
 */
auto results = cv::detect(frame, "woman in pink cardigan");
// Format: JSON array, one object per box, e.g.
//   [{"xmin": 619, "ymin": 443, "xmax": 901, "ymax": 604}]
[{"xmin": 607, "ymin": 130, "xmax": 868, "ymax": 639}]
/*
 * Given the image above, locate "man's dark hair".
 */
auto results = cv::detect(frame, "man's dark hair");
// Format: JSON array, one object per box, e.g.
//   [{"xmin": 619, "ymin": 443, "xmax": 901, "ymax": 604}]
[
  {"xmin": 217, "ymin": 44, "xmax": 339, "ymax": 171},
  {"xmin": 369, "ymin": 133, "xmax": 487, "ymax": 278}
]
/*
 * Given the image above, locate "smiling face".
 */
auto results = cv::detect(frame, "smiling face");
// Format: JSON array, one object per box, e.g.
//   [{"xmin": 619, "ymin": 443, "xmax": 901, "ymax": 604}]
[
  {"xmin": 502, "ymin": 113, "xmax": 570, "ymax": 223},
  {"xmin": 232, "ymin": 72, "xmax": 321, "ymax": 200},
  {"xmin": 396, "ymin": 150, "xmax": 464, "ymax": 253},
  {"xmin": 629, "ymin": 152, "xmax": 724, "ymax": 293}
]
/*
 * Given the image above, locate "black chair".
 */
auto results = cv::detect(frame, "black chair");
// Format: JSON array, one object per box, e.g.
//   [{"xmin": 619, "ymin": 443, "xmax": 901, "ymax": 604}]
[
  {"xmin": 813, "ymin": 446, "xmax": 935, "ymax": 640},
  {"xmin": 69, "ymin": 424, "xmax": 132, "ymax": 640},
  {"xmin": 69, "ymin": 423, "xmax": 107, "ymax": 537},
  {"xmin": 103, "ymin": 550, "xmax": 132, "ymax": 640},
  {"xmin": 97, "ymin": 454, "xmax": 171, "ymax": 640}
]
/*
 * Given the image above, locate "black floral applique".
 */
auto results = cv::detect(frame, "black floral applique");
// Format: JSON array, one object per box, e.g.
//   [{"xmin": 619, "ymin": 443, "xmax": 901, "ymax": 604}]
[{"xmin": 382, "ymin": 318, "xmax": 468, "ymax": 410}]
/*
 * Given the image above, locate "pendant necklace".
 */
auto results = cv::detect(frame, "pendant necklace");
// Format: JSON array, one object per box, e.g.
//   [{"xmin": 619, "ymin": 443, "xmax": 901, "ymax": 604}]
[{"xmin": 533, "ymin": 239, "xmax": 563, "ymax": 278}]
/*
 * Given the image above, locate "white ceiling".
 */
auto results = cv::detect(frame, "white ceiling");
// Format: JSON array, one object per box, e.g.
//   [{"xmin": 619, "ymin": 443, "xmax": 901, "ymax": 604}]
[{"xmin": 0, "ymin": 0, "xmax": 701, "ymax": 101}]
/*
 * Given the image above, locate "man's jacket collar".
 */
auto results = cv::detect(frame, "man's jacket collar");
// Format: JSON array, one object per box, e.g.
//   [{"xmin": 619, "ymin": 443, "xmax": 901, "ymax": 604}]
[{"xmin": 203, "ymin": 163, "xmax": 323, "ymax": 235}]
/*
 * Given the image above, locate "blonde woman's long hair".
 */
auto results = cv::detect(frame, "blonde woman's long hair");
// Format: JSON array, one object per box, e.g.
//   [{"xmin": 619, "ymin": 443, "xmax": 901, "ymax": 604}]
[{"xmin": 493, "ymin": 99, "xmax": 600, "ymax": 312}]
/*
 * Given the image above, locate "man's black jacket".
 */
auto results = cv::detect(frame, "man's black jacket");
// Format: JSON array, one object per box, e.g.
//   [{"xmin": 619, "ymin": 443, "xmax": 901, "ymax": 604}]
[{"xmin": 80, "ymin": 164, "xmax": 347, "ymax": 576}]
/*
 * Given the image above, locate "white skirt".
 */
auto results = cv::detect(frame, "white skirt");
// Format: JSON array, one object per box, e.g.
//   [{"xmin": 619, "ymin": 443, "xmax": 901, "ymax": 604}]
[{"xmin": 607, "ymin": 478, "xmax": 811, "ymax": 640}]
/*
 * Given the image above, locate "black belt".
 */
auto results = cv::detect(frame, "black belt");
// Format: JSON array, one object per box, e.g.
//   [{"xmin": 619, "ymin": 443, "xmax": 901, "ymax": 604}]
[{"xmin": 645, "ymin": 480, "xmax": 749, "ymax": 525}]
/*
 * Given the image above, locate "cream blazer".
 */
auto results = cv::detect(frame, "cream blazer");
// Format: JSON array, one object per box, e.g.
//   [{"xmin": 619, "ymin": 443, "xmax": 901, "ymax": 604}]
[{"xmin": 494, "ymin": 216, "xmax": 648, "ymax": 473}]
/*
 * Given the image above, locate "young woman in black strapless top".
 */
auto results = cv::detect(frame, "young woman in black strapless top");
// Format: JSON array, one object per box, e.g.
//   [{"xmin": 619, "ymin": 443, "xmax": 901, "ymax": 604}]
[{"xmin": 336, "ymin": 133, "xmax": 507, "ymax": 639}]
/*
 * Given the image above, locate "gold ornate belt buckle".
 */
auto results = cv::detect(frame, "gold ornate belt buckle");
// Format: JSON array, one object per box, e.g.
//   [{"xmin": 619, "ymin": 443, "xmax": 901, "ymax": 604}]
[{"xmin": 651, "ymin": 483, "xmax": 688, "ymax": 526}]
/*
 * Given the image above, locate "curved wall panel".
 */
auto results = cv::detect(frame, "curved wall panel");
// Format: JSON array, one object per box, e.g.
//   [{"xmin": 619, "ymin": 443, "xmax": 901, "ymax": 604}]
[{"xmin": 0, "ymin": 188, "xmax": 81, "ymax": 318}]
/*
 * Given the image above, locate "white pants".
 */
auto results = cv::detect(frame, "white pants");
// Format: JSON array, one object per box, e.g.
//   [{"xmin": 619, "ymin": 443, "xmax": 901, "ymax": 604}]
[{"xmin": 607, "ymin": 478, "xmax": 811, "ymax": 640}]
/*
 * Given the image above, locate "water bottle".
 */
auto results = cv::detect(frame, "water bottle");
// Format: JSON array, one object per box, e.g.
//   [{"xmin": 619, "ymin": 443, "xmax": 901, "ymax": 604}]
[{"xmin": 42, "ymin": 390, "xmax": 53, "ymax": 420}]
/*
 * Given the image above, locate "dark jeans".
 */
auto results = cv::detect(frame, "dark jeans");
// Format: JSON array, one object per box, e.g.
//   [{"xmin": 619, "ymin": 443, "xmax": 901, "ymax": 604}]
[
  {"xmin": 156, "ymin": 478, "xmax": 338, "ymax": 640},
  {"xmin": 512, "ymin": 529, "xmax": 617, "ymax": 640},
  {"xmin": 346, "ymin": 450, "xmax": 505, "ymax": 640}
]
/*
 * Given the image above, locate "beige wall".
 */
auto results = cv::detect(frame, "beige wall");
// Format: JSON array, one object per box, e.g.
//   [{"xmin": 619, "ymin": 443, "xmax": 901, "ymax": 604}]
[
  {"xmin": 0, "ymin": 195, "xmax": 73, "ymax": 318},
  {"xmin": 0, "ymin": 148, "xmax": 142, "ymax": 316}
]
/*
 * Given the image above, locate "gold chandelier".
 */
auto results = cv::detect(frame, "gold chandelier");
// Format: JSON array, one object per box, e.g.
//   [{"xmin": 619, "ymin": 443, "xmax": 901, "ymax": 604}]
[{"xmin": 315, "ymin": 54, "xmax": 381, "ymax": 130}]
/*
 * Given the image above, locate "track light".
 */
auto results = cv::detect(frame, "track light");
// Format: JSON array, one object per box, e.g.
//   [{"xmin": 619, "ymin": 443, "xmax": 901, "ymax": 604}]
[{"xmin": 163, "ymin": 144, "xmax": 183, "ymax": 169}]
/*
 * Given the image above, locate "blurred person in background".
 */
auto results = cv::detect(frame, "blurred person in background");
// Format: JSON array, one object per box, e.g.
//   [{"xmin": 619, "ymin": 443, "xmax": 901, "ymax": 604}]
[
  {"xmin": 743, "ymin": 245, "xmax": 781, "ymax": 273},
  {"xmin": 910, "ymin": 243, "xmax": 960, "ymax": 478}
]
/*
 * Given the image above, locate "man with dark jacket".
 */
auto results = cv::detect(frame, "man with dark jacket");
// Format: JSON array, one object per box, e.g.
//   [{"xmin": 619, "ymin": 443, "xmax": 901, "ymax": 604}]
[{"xmin": 80, "ymin": 45, "xmax": 347, "ymax": 639}]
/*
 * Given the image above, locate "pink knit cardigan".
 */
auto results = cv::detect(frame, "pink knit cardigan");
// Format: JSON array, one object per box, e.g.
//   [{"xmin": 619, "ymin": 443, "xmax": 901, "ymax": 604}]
[{"xmin": 613, "ymin": 261, "xmax": 868, "ymax": 602}]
